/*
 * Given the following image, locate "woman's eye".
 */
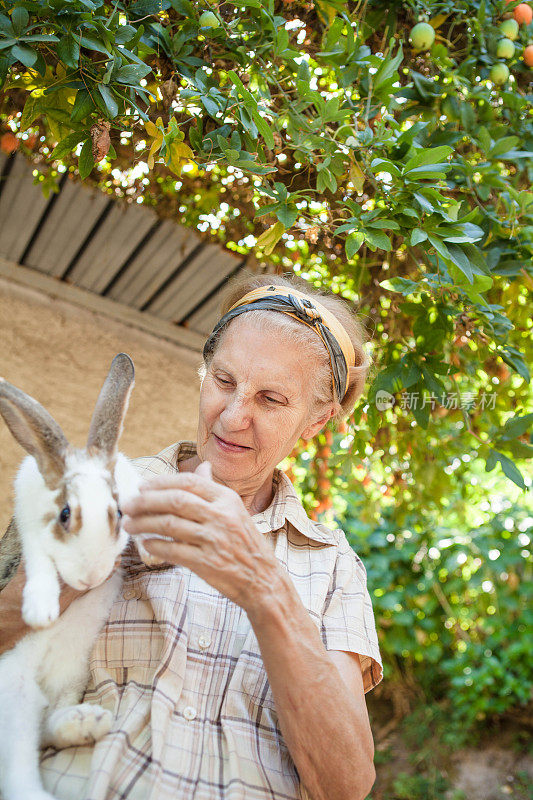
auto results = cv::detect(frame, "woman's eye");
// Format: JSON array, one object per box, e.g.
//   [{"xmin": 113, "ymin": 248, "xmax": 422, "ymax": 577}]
[
  {"xmin": 59, "ymin": 504, "xmax": 70, "ymax": 526},
  {"xmin": 217, "ymin": 377, "xmax": 232, "ymax": 386},
  {"xmin": 117, "ymin": 508, "xmax": 123, "ymax": 519},
  {"xmin": 264, "ymin": 396, "xmax": 280, "ymax": 404}
]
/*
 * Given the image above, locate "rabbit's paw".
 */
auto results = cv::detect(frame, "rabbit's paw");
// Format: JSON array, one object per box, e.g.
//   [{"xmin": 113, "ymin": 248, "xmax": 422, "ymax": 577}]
[
  {"xmin": 47, "ymin": 704, "xmax": 113, "ymax": 748},
  {"xmin": 22, "ymin": 590, "xmax": 59, "ymax": 629},
  {"xmin": 135, "ymin": 537, "xmax": 167, "ymax": 567}
]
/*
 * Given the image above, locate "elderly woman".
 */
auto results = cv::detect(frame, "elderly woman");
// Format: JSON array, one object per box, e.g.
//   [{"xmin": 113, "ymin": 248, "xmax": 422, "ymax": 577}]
[{"xmin": 0, "ymin": 274, "xmax": 383, "ymax": 800}]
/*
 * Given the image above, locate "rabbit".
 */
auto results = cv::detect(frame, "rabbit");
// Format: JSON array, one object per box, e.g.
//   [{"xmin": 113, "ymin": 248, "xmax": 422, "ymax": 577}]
[{"xmin": 0, "ymin": 352, "xmax": 155, "ymax": 800}]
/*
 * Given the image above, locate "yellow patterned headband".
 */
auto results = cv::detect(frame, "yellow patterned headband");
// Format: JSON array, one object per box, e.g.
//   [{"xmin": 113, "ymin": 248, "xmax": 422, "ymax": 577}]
[{"xmin": 203, "ymin": 285, "xmax": 355, "ymax": 401}]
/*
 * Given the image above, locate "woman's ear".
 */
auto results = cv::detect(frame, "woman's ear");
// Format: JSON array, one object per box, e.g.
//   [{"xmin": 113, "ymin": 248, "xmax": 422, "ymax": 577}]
[{"xmin": 300, "ymin": 405, "xmax": 336, "ymax": 441}]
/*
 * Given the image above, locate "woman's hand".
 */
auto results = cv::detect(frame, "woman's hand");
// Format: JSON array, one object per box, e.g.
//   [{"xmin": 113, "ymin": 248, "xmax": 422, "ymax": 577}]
[
  {"xmin": 0, "ymin": 555, "xmax": 123, "ymax": 656},
  {"xmin": 121, "ymin": 462, "xmax": 282, "ymax": 614},
  {"xmin": 0, "ymin": 562, "xmax": 83, "ymax": 655}
]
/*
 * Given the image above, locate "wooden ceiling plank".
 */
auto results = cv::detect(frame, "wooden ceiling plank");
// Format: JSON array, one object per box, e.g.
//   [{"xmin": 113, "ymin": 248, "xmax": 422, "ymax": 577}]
[
  {"xmin": 186, "ymin": 292, "xmax": 224, "ymax": 336},
  {"xmin": 0, "ymin": 154, "xmax": 50, "ymax": 263},
  {"xmin": 24, "ymin": 180, "xmax": 109, "ymax": 277},
  {"xmin": 107, "ymin": 219, "xmax": 199, "ymax": 307},
  {"xmin": 0, "ymin": 256, "xmax": 207, "ymax": 353},
  {"xmin": 67, "ymin": 201, "xmax": 158, "ymax": 292},
  {"xmin": 146, "ymin": 245, "xmax": 240, "ymax": 320}
]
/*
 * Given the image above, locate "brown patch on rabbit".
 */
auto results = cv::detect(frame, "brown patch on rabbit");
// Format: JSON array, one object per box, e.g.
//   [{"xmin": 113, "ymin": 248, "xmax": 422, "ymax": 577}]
[
  {"xmin": 49, "ymin": 484, "xmax": 83, "ymax": 541},
  {"xmin": 0, "ymin": 518, "xmax": 22, "ymax": 592}
]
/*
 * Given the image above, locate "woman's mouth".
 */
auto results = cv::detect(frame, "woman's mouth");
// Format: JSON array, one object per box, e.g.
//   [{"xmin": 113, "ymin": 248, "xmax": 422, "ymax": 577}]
[{"xmin": 213, "ymin": 434, "xmax": 251, "ymax": 452}]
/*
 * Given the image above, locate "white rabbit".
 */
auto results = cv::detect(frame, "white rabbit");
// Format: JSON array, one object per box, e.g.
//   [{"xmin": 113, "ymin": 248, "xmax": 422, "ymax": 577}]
[{"xmin": 0, "ymin": 353, "xmax": 153, "ymax": 800}]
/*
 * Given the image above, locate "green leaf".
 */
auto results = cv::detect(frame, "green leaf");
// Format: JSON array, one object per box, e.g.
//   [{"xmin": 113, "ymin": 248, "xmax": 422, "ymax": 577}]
[
  {"xmin": 413, "ymin": 192, "xmax": 434, "ymax": 213},
  {"xmin": 78, "ymin": 138, "xmax": 95, "ymax": 180},
  {"xmin": 373, "ymin": 44, "xmax": 403, "ymax": 90},
  {"xmin": 79, "ymin": 35, "xmax": 112, "ymax": 55},
  {"xmin": 380, "ymin": 277, "xmax": 420, "ymax": 295},
  {"xmin": 410, "ymin": 228, "xmax": 427, "ymax": 246},
  {"xmin": 128, "ymin": 0, "xmax": 171, "ymax": 14},
  {"xmin": 115, "ymin": 63, "xmax": 152, "ymax": 82},
  {"xmin": 11, "ymin": 7, "xmax": 29, "ymax": 36},
  {"xmin": 0, "ymin": 14, "xmax": 13, "ymax": 34},
  {"xmin": 251, "ymin": 109, "xmax": 275, "ymax": 150},
  {"xmin": 486, "ymin": 451, "xmax": 526, "ymax": 490},
  {"xmin": 427, "ymin": 234, "xmax": 451, "ymax": 263},
  {"xmin": 370, "ymin": 158, "xmax": 401, "ymax": 177},
  {"xmin": 346, "ymin": 232, "xmax": 364, "ymax": 259},
  {"xmin": 11, "ymin": 44, "xmax": 38, "ymax": 68},
  {"xmin": 70, "ymin": 88, "xmax": 95, "ymax": 122},
  {"xmin": 500, "ymin": 347, "xmax": 530, "ymax": 382},
  {"xmin": 114, "ymin": 25, "xmax": 137, "ymax": 45},
  {"xmin": 489, "ymin": 136, "xmax": 519, "ymax": 158},
  {"xmin": 365, "ymin": 230, "xmax": 391, "ymax": 251},
  {"xmin": 20, "ymin": 94, "xmax": 42, "ymax": 131},
  {"xmin": 57, "ymin": 35, "xmax": 80, "ymax": 69},
  {"xmin": 446, "ymin": 244, "xmax": 474, "ymax": 282},
  {"xmin": 366, "ymin": 218, "xmax": 400, "ymax": 231},
  {"xmin": 98, "ymin": 84, "xmax": 118, "ymax": 118},
  {"xmin": 51, "ymin": 131, "xmax": 86, "ymax": 160},
  {"xmin": 275, "ymin": 203, "xmax": 297, "ymax": 228},
  {"xmin": 403, "ymin": 146, "xmax": 453, "ymax": 173},
  {"xmin": 317, "ymin": 167, "xmax": 337, "ymax": 194},
  {"xmin": 411, "ymin": 396, "xmax": 430, "ymax": 429},
  {"xmin": 499, "ymin": 413, "xmax": 533, "ymax": 441},
  {"xmin": 256, "ymin": 221, "xmax": 285, "ymax": 255}
]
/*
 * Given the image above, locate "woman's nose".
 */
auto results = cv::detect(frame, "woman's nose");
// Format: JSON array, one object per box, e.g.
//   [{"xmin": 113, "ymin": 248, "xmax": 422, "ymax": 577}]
[{"xmin": 220, "ymin": 395, "xmax": 251, "ymax": 429}]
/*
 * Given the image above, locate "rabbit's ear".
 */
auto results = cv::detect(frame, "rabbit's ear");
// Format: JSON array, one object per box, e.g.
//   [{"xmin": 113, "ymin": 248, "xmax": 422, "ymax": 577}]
[
  {"xmin": 0, "ymin": 380, "xmax": 68, "ymax": 486},
  {"xmin": 87, "ymin": 353, "xmax": 135, "ymax": 457}
]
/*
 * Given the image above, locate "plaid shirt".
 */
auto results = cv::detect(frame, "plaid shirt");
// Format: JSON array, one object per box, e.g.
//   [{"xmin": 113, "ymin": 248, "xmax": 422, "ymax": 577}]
[{"xmin": 40, "ymin": 441, "xmax": 383, "ymax": 800}]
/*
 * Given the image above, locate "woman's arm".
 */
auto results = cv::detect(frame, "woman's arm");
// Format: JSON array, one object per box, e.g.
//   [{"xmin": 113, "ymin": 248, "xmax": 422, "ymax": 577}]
[
  {"xmin": 0, "ymin": 560, "xmax": 87, "ymax": 655},
  {"xmin": 246, "ymin": 569, "xmax": 376, "ymax": 800},
  {"xmin": 122, "ymin": 466, "xmax": 377, "ymax": 800},
  {"xmin": 0, "ymin": 519, "xmax": 109, "ymax": 655}
]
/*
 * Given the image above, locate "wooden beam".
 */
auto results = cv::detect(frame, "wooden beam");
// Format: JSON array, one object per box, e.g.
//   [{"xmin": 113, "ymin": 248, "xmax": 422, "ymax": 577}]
[{"xmin": 0, "ymin": 257, "xmax": 206, "ymax": 353}]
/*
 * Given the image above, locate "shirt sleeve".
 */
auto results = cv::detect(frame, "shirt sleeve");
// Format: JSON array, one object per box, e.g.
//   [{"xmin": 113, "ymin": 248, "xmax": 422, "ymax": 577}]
[{"xmin": 320, "ymin": 532, "xmax": 383, "ymax": 694}]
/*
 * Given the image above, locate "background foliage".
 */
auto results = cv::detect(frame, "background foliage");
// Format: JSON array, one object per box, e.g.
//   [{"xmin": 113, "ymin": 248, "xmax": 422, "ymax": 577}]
[{"xmin": 1, "ymin": 0, "xmax": 532, "ymax": 788}]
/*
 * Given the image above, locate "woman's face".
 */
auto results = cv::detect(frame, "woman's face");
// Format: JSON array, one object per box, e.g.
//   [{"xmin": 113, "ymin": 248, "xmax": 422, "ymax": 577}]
[{"xmin": 196, "ymin": 316, "xmax": 332, "ymax": 492}]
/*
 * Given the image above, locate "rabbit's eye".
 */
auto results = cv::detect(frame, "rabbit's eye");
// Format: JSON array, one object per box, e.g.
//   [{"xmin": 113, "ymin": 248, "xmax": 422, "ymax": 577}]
[{"xmin": 59, "ymin": 505, "xmax": 70, "ymax": 526}]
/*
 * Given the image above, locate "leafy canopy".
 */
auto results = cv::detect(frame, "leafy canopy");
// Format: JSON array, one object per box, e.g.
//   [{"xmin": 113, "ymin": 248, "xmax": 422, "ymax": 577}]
[{"xmin": 1, "ymin": 0, "xmax": 532, "ymax": 737}]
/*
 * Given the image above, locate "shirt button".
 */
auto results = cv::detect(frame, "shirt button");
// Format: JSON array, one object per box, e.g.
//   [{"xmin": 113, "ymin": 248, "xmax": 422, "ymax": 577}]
[
  {"xmin": 123, "ymin": 587, "xmax": 137, "ymax": 600},
  {"xmin": 198, "ymin": 635, "xmax": 211, "ymax": 649},
  {"xmin": 183, "ymin": 706, "xmax": 197, "ymax": 721}
]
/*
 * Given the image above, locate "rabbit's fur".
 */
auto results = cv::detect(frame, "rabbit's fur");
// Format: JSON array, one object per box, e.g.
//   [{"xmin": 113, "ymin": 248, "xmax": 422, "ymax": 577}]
[{"xmin": 0, "ymin": 353, "xmax": 150, "ymax": 800}]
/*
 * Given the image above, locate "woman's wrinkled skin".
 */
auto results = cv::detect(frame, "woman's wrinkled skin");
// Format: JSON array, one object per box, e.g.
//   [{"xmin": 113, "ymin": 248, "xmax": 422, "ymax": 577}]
[
  {"xmin": 183, "ymin": 316, "xmax": 334, "ymax": 510},
  {"xmin": 122, "ymin": 317, "xmax": 336, "ymax": 612}
]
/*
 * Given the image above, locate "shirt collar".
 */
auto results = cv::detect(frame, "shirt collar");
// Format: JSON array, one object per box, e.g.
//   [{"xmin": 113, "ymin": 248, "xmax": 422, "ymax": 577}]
[{"xmin": 169, "ymin": 441, "xmax": 337, "ymax": 546}]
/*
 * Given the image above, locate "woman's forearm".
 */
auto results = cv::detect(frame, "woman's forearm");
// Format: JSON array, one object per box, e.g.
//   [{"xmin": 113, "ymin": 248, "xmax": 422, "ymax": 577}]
[{"xmin": 246, "ymin": 568, "xmax": 376, "ymax": 800}]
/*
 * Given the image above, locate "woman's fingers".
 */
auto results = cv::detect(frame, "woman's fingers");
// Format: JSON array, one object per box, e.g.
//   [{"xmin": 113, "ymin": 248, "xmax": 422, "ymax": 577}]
[
  {"xmin": 141, "ymin": 536, "xmax": 203, "ymax": 568},
  {"xmin": 139, "ymin": 471, "xmax": 219, "ymax": 502},
  {"xmin": 123, "ymin": 513, "xmax": 203, "ymax": 545},
  {"xmin": 123, "ymin": 487, "xmax": 210, "ymax": 524}
]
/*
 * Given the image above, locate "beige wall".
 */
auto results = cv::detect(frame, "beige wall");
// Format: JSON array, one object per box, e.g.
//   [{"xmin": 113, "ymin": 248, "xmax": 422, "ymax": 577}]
[{"xmin": 0, "ymin": 278, "xmax": 202, "ymax": 531}]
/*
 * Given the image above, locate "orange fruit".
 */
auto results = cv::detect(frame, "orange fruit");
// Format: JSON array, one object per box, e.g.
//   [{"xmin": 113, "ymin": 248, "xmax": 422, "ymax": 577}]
[
  {"xmin": 1, "ymin": 132, "xmax": 19, "ymax": 154},
  {"xmin": 514, "ymin": 3, "xmax": 533, "ymax": 24},
  {"xmin": 318, "ymin": 446, "xmax": 331, "ymax": 459},
  {"xmin": 318, "ymin": 477, "xmax": 331, "ymax": 492},
  {"xmin": 325, "ymin": 429, "xmax": 333, "ymax": 445},
  {"xmin": 24, "ymin": 133, "xmax": 38, "ymax": 150},
  {"xmin": 524, "ymin": 44, "xmax": 533, "ymax": 65}
]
